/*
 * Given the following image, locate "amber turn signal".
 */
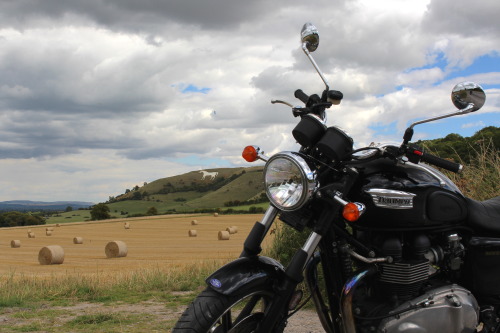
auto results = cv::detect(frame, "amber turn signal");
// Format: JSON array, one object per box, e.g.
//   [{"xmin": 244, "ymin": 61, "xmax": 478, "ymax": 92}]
[
  {"xmin": 242, "ymin": 146, "xmax": 258, "ymax": 162},
  {"xmin": 343, "ymin": 202, "xmax": 360, "ymax": 222}
]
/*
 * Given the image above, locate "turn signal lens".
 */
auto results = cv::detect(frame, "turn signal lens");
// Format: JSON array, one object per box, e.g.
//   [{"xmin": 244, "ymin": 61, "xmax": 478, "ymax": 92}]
[
  {"xmin": 242, "ymin": 146, "xmax": 258, "ymax": 162},
  {"xmin": 343, "ymin": 202, "xmax": 360, "ymax": 222}
]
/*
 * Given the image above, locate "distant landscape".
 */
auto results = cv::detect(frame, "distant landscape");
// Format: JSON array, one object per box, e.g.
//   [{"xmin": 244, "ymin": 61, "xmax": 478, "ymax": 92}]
[{"xmin": 0, "ymin": 200, "xmax": 94, "ymax": 212}]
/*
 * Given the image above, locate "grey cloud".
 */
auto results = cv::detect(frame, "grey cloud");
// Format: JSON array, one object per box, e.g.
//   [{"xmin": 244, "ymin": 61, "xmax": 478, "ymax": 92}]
[
  {"xmin": 0, "ymin": 0, "xmax": 284, "ymax": 32},
  {"xmin": 422, "ymin": 0, "xmax": 500, "ymax": 37}
]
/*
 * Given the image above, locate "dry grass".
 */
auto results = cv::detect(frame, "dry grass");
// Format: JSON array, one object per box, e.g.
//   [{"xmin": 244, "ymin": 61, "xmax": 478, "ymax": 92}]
[{"xmin": 0, "ymin": 214, "xmax": 267, "ymax": 278}]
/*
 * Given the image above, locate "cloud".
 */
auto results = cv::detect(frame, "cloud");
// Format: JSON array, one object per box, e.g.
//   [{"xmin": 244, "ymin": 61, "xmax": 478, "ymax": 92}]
[{"xmin": 0, "ymin": 0, "xmax": 498, "ymax": 202}]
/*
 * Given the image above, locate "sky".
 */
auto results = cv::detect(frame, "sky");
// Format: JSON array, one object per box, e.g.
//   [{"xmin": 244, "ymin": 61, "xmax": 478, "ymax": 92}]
[{"xmin": 0, "ymin": 0, "xmax": 498, "ymax": 203}]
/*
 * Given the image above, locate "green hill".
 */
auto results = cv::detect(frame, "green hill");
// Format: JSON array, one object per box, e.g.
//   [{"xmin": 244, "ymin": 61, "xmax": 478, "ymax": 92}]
[
  {"xmin": 108, "ymin": 166, "xmax": 265, "ymax": 214},
  {"xmin": 416, "ymin": 126, "xmax": 499, "ymax": 164}
]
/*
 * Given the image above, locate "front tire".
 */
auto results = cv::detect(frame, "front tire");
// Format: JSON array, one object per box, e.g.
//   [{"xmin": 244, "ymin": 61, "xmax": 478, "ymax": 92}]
[{"xmin": 173, "ymin": 287, "xmax": 286, "ymax": 332}]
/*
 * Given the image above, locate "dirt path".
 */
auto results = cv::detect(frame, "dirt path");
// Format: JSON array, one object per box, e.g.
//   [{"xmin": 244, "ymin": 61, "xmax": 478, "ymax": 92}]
[{"xmin": 0, "ymin": 300, "xmax": 326, "ymax": 332}]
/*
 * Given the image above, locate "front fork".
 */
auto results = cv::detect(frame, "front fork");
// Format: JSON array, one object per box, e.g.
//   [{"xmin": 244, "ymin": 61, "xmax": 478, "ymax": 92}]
[
  {"xmin": 240, "ymin": 205, "xmax": 327, "ymax": 333},
  {"xmin": 240, "ymin": 205, "xmax": 279, "ymax": 257}
]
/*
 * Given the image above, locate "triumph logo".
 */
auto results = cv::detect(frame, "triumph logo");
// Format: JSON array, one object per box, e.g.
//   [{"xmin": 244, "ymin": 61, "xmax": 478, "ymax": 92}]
[{"xmin": 365, "ymin": 189, "xmax": 416, "ymax": 209}]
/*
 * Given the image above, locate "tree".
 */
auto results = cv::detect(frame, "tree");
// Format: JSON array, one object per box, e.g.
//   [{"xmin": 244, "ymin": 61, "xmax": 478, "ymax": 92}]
[
  {"xmin": 132, "ymin": 191, "xmax": 142, "ymax": 200},
  {"xmin": 65, "ymin": 206, "xmax": 73, "ymax": 212},
  {"xmin": 90, "ymin": 203, "xmax": 111, "ymax": 221},
  {"xmin": 146, "ymin": 207, "xmax": 158, "ymax": 216}
]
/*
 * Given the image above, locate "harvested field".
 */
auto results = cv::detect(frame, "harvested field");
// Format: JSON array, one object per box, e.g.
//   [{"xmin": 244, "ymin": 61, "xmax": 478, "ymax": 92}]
[{"xmin": 0, "ymin": 214, "xmax": 268, "ymax": 277}]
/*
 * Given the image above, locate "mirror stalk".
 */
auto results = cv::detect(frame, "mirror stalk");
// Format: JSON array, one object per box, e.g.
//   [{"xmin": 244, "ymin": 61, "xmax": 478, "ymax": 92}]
[
  {"xmin": 402, "ymin": 103, "xmax": 476, "ymax": 144},
  {"xmin": 408, "ymin": 103, "xmax": 475, "ymax": 130},
  {"xmin": 302, "ymin": 43, "xmax": 330, "ymax": 91}
]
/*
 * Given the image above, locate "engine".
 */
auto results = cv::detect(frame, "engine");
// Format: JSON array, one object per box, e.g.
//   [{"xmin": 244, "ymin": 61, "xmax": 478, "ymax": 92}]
[
  {"xmin": 377, "ymin": 284, "xmax": 479, "ymax": 333},
  {"xmin": 351, "ymin": 231, "xmax": 480, "ymax": 332}
]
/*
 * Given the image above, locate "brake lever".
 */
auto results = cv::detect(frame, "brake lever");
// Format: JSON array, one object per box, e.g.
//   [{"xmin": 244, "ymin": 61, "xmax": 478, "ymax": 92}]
[{"xmin": 271, "ymin": 100, "xmax": 294, "ymax": 108}]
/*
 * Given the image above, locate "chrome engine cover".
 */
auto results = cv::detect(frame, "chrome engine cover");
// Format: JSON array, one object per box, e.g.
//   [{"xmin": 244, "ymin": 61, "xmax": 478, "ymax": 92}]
[{"xmin": 378, "ymin": 284, "xmax": 478, "ymax": 333}]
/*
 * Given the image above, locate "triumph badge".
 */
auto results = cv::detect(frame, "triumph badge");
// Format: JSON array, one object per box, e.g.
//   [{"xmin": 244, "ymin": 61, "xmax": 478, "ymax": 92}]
[
  {"xmin": 209, "ymin": 278, "xmax": 222, "ymax": 288},
  {"xmin": 365, "ymin": 189, "xmax": 416, "ymax": 209}
]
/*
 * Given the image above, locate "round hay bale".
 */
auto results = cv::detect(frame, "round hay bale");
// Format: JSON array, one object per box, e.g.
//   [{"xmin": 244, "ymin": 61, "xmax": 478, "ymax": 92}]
[
  {"xmin": 28, "ymin": 232, "xmax": 35, "ymax": 238},
  {"xmin": 124, "ymin": 222, "xmax": 130, "ymax": 229},
  {"xmin": 191, "ymin": 220, "xmax": 198, "ymax": 225},
  {"xmin": 231, "ymin": 226, "xmax": 238, "ymax": 233},
  {"xmin": 214, "ymin": 212, "xmax": 219, "ymax": 217},
  {"xmin": 218, "ymin": 230, "xmax": 230, "ymax": 240},
  {"xmin": 56, "ymin": 224, "xmax": 61, "ymax": 227},
  {"xmin": 188, "ymin": 230, "xmax": 197, "ymax": 237},
  {"xmin": 46, "ymin": 230, "xmax": 53, "ymax": 236},
  {"xmin": 105, "ymin": 241, "xmax": 128, "ymax": 258},
  {"xmin": 73, "ymin": 237, "xmax": 84, "ymax": 244},
  {"xmin": 226, "ymin": 227, "xmax": 237, "ymax": 234},
  {"xmin": 38, "ymin": 245, "xmax": 65, "ymax": 265},
  {"xmin": 10, "ymin": 240, "xmax": 21, "ymax": 248}
]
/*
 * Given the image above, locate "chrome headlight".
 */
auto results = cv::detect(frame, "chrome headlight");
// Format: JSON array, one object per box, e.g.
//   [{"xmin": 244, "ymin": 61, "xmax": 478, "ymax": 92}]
[{"xmin": 263, "ymin": 152, "xmax": 316, "ymax": 211}]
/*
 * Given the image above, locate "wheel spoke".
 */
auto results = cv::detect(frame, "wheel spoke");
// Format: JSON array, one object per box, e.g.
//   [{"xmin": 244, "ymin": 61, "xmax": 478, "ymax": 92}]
[
  {"xmin": 235, "ymin": 295, "xmax": 261, "ymax": 323},
  {"xmin": 221, "ymin": 309, "xmax": 233, "ymax": 331}
]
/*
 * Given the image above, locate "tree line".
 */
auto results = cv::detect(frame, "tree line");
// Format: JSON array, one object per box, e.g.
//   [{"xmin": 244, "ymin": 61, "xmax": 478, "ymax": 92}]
[
  {"xmin": 417, "ymin": 126, "xmax": 499, "ymax": 164},
  {"xmin": 0, "ymin": 211, "xmax": 45, "ymax": 228}
]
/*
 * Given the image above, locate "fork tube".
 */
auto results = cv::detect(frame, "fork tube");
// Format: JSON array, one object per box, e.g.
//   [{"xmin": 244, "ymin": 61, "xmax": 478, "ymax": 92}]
[{"xmin": 240, "ymin": 205, "xmax": 279, "ymax": 257}]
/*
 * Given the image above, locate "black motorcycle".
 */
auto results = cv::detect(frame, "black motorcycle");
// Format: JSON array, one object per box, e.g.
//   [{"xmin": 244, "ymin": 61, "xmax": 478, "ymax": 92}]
[{"xmin": 173, "ymin": 23, "xmax": 500, "ymax": 333}]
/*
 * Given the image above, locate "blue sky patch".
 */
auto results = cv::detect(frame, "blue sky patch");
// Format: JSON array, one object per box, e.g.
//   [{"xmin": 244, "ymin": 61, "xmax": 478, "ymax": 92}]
[
  {"xmin": 181, "ymin": 84, "xmax": 211, "ymax": 94},
  {"xmin": 445, "ymin": 53, "xmax": 500, "ymax": 83}
]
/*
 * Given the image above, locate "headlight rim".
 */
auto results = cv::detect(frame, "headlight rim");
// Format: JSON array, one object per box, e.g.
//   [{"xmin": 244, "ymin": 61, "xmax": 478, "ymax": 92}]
[{"xmin": 263, "ymin": 151, "xmax": 316, "ymax": 212}]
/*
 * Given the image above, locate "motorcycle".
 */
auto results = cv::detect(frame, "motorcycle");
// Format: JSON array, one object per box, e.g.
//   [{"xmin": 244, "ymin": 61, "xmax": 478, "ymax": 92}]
[{"xmin": 173, "ymin": 23, "xmax": 500, "ymax": 333}]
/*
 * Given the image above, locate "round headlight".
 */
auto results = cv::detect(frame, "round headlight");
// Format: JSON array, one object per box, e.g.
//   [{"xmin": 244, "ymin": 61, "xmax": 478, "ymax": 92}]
[{"xmin": 263, "ymin": 152, "xmax": 316, "ymax": 211}]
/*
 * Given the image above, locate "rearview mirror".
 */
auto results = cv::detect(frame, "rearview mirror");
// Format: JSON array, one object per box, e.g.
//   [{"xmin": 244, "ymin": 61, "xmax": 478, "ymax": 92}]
[
  {"xmin": 301, "ymin": 23, "xmax": 319, "ymax": 53},
  {"xmin": 451, "ymin": 81, "xmax": 486, "ymax": 112}
]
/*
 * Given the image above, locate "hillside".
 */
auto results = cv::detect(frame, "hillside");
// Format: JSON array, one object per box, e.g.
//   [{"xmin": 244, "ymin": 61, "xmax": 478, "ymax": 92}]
[
  {"xmin": 106, "ymin": 166, "xmax": 266, "ymax": 215},
  {"xmin": 416, "ymin": 126, "xmax": 499, "ymax": 164}
]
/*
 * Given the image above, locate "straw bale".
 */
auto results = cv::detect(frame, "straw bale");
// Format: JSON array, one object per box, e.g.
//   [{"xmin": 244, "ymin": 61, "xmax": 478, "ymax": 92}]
[
  {"xmin": 38, "ymin": 245, "xmax": 65, "ymax": 265},
  {"xmin": 188, "ymin": 230, "xmax": 197, "ymax": 237},
  {"xmin": 105, "ymin": 241, "xmax": 128, "ymax": 258},
  {"xmin": 28, "ymin": 232, "xmax": 35, "ymax": 238},
  {"xmin": 124, "ymin": 222, "xmax": 130, "ymax": 229},
  {"xmin": 226, "ymin": 227, "xmax": 237, "ymax": 234},
  {"xmin": 218, "ymin": 230, "xmax": 230, "ymax": 240},
  {"xmin": 191, "ymin": 220, "xmax": 198, "ymax": 225},
  {"xmin": 73, "ymin": 237, "xmax": 84, "ymax": 244},
  {"xmin": 10, "ymin": 240, "xmax": 21, "ymax": 248},
  {"xmin": 46, "ymin": 230, "xmax": 53, "ymax": 236},
  {"xmin": 214, "ymin": 213, "xmax": 219, "ymax": 217}
]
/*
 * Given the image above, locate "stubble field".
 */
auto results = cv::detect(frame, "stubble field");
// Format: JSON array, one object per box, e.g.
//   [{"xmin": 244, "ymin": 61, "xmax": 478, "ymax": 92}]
[{"xmin": 0, "ymin": 214, "xmax": 266, "ymax": 277}]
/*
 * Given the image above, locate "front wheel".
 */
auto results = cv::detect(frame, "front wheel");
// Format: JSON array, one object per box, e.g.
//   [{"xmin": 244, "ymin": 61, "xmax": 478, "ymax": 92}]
[{"xmin": 173, "ymin": 287, "xmax": 286, "ymax": 333}]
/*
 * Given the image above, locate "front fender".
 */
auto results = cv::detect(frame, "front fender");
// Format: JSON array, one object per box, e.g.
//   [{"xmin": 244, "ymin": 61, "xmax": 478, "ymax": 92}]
[{"xmin": 206, "ymin": 256, "xmax": 285, "ymax": 296}]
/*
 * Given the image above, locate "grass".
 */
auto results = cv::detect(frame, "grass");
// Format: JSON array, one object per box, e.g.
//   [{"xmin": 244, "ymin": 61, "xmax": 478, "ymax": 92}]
[
  {"xmin": 442, "ymin": 141, "xmax": 500, "ymax": 200},
  {"xmin": 0, "ymin": 262, "xmax": 219, "ymax": 332},
  {"xmin": 0, "ymin": 261, "xmax": 222, "ymax": 308}
]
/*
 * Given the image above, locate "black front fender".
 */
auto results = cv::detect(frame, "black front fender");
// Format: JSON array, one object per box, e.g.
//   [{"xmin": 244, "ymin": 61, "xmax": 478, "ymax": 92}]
[{"xmin": 206, "ymin": 256, "xmax": 285, "ymax": 296}]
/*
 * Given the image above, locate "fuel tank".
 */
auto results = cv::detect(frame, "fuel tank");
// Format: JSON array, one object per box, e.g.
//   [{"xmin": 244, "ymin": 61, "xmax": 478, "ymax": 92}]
[{"xmin": 353, "ymin": 158, "xmax": 468, "ymax": 228}]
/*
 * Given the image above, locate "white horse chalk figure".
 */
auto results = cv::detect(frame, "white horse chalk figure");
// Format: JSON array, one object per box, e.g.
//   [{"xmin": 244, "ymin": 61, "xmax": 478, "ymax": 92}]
[{"xmin": 199, "ymin": 170, "xmax": 218, "ymax": 180}]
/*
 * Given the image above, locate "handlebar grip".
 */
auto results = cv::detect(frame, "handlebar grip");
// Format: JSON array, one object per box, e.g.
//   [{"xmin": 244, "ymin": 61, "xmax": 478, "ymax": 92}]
[
  {"xmin": 420, "ymin": 152, "xmax": 463, "ymax": 173},
  {"xmin": 294, "ymin": 89, "xmax": 310, "ymax": 104}
]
